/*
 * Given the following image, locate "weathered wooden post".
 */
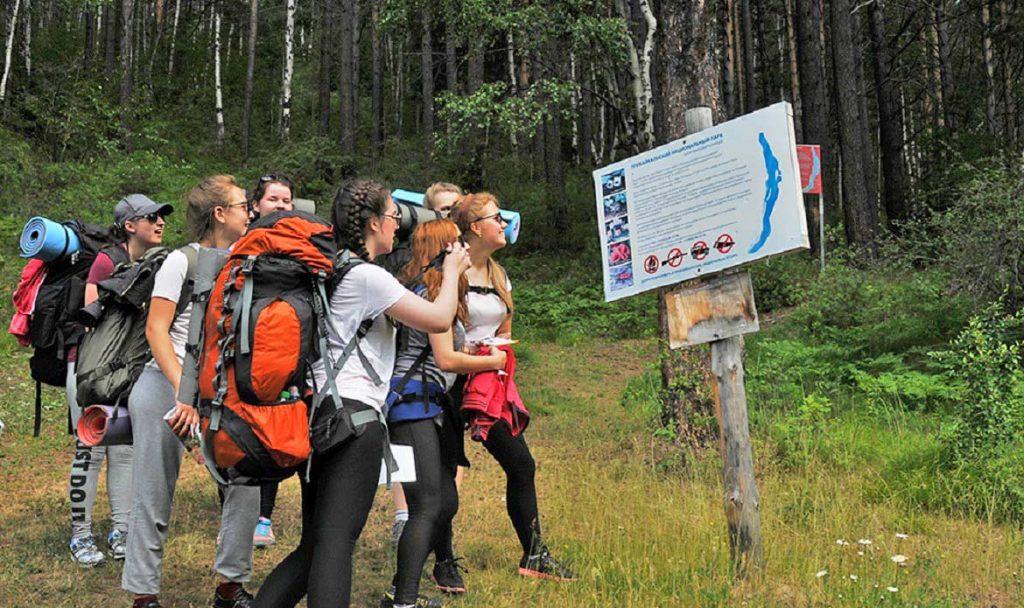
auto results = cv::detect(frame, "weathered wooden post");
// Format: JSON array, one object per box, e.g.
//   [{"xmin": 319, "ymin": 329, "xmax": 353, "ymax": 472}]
[{"xmin": 670, "ymin": 107, "xmax": 764, "ymax": 577}]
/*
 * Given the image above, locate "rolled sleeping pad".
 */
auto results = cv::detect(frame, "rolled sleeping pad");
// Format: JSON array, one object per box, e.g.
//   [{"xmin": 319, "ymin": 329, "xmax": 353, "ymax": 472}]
[
  {"xmin": 77, "ymin": 405, "xmax": 133, "ymax": 447},
  {"xmin": 20, "ymin": 216, "xmax": 81, "ymax": 261},
  {"xmin": 391, "ymin": 189, "xmax": 521, "ymax": 245}
]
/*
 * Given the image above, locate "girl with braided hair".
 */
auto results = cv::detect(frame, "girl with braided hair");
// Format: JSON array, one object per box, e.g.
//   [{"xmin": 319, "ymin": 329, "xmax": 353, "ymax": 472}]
[
  {"xmin": 450, "ymin": 192, "xmax": 576, "ymax": 582},
  {"xmin": 255, "ymin": 179, "xmax": 470, "ymax": 608}
]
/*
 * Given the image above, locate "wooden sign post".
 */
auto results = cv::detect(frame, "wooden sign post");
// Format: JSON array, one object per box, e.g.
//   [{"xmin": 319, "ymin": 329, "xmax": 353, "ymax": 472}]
[{"xmin": 668, "ymin": 107, "xmax": 764, "ymax": 577}]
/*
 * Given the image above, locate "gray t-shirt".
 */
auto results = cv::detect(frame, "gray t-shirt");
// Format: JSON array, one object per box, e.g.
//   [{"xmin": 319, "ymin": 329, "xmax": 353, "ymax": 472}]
[{"xmin": 392, "ymin": 318, "xmax": 466, "ymax": 392}]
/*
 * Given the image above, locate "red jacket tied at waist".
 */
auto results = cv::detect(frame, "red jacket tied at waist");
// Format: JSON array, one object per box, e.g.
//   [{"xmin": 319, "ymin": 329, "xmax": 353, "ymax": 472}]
[
  {"xmin": 9, "ymin": 259, "xmax": 47, "ymax": 347},
  {"xmin": 461, "ymin": 345, "xmax": 529, "ymax": 441}
]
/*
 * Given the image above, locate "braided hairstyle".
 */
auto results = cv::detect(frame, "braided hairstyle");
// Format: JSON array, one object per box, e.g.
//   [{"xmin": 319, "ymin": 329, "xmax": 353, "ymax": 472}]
[{"xmin": 330, "ymin": 179, "xmax": 391, "ymax": 260}]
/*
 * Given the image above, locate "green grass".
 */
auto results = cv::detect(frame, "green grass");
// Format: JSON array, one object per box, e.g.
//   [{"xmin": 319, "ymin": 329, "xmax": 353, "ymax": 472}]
[{"xmin": 1, "ymin": 335, "xmax": 1022, "ymax": 607}]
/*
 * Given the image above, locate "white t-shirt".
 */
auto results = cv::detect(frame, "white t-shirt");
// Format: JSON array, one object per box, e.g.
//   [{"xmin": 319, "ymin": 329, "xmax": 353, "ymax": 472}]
[
  {"xmin": 465, "ymin": 276, "xmax": 512, "ymax": 344},
  {"xmin": 146, "ymin": 243, "xmax": 200, "ymax": 369},
  {"xmin": 311, "ymin": 263, "xmax": 409, "ymax": 412}
]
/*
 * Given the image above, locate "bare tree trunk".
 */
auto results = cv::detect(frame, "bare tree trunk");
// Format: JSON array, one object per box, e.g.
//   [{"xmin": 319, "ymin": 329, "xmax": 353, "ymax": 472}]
[
  {"xmin": 167, "ymin": 0, "xmax": 179, "ymax": 73},
  {"xmin": 578, "ymin": 54, "xmax": 592, "ymax": 163},
  {"xmin": 84, "ymin": 1, "xmax": 94, "ymax": 70},
  {"xmin": 241, "ymin": 0, "xmax": 258, "ymax": 157},
  {"xmin": 445, "ymin": 16, "xmax": 457, "ymax": 92},
  {"xmin": 740, "ymin": 0, "xmax": 756, "ymax": 111},
  {"xmin": 421, "ymin": 2, "xmax": 433, "ymax": 151},
  {"xmin": 282, "ymin": 0, "xmax": 295, "ymax": 139},
  {"xmin": 119, "ymin": 0, "xmax": 134, "ymax": 137},
  {"xmin": 935, "ymin": 1, "xmax": 954, "ymax": 130},
  {"xmin": 657, "ymin": 0, "xmax": 722, "ymax": 448},
  {"xmin": 868, "ymin": 0, "xmax": 909, "ymax": 228},
  {"xmin": 853, "ymin": 15, "xmax": 877, "ymax": 215},
  {"xmin": 370, "ymin": 0, "xmax": 383, "ymax": 157},
  {"xmin": 214, "ymin": 9, "xmax": 224, "ymax": 145},
  {"xmin": 784, "ymin": 0, "xmax": 800, "ymax": 138},
  {"xmin": 338, "ymin": 0, "xmax": 354, "ymax": 153},
  {"xmin": 351, "ymin": 0, "xmax": 360, "ymax": 134},
  {"xmin": 753, "ymin": 0, "xmax": 769, "ymax": 104},
  {"xmin": 104, "ymin": 0, "xmax": 116, "ymax": 79},
  {"xmin": 318, "ymin": 0, "xmax": 332, "ymax": 136},
  {"xmin": 722, "ymin": 0, "xmax": 737, "ymax": 117},
  {"xmin": 980, "ymin": 0, "xmax": 998, "ymax": 136},
  {"xmin": 830, "ymin": 0, "xmax": 880, "ymax": 251},
  {"xmin": 615, "ymin": 0, "xmax": 656, "ymax": 151},
  {"xmin": 999, "ymin": 0, "xmax": 1016, "ymax": 143},
  {"xmin": 21, "ymin": 0, "xmax": 30, "ymax": 80},
  {"xmin": 0, "ymin": 0, "xmax": 21, "ymax": 102},
  {"xmin": 467, "ymin": 38, "xmax": 483, "ymax": 93}
]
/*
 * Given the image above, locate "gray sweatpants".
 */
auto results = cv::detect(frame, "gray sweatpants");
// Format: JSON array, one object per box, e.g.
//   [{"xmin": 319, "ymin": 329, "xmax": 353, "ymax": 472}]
[
  {"xmin": 121, "ymin": 366, "xmax": 259, "ymax": 595},
  {"xmin": 66, "ymin": 362, "xmax": 134, "ymax": 540}
]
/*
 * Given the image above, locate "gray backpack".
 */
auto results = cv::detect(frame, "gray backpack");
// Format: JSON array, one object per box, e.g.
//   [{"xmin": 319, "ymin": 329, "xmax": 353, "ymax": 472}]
[{"xmin": 75, "ymin": 246, "xmax": 196, "ymax": 408}]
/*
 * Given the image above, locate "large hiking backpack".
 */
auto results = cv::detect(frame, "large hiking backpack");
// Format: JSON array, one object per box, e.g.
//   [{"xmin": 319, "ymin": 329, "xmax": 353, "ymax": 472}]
[
  {"xmin": 15, "ymin": 222, "xmax": 123, "ymax": 436},
  {"xmin": 198, "ymin": 211, "xmax": 340, "ymax": 485},
  {"xmin": 75, "ymin": 246, "xmax": 196, "ymax": 409}
]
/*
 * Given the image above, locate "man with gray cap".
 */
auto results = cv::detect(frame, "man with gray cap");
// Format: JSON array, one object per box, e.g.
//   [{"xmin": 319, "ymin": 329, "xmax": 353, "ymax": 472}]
[{"xmin": 67, "ymin": 194, "xmax": 172, "ymax": 568}]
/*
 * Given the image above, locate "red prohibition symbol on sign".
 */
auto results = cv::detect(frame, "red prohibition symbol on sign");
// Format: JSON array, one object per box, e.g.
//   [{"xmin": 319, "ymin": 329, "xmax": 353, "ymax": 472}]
[
  {"xmin": 643, "ymin": 254, "xmax": 660, "ymax": 274},
  {"xmin": 665, "ymin": 247, "xmax": 685, "ymax": 268},
  {"xmin": 691, "ymin": 241, "xmax": 710, "ymax": 261},
  {"xmin": 714, "ymin": 233, "xmax": 735, "ymax": 254}
]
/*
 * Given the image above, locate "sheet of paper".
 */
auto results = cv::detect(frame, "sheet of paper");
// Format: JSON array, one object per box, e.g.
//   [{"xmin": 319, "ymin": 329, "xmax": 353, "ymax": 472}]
[{"xmin": 379, "ymin": 444, "xmax": 416, "ymax": 485}]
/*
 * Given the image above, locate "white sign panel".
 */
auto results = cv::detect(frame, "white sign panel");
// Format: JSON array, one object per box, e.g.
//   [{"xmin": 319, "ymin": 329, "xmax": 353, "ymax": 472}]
[{"xmin": 594, "ymin": 102, "xmax": 809, "ymax": 302}]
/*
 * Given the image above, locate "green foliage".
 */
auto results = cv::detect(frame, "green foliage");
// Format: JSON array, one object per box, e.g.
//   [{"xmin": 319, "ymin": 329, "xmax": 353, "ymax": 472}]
[
  {"xmin": 748, "ymin": 254, "xmax": 818, "ymax": 312},
  {"xmin": 0, "ymin": 127, "xmax": 35, "ymax": 208},
  {"xmin": 770, "ymin": 393, "xmax": 832, "ymax": 469},
  {"xmin": 248, "ymin": 136, "xmax": 357, "ymax": 204},
  {"xmin": 931, "ymin": 303, "xmax": 1024, "ymax": 461}
]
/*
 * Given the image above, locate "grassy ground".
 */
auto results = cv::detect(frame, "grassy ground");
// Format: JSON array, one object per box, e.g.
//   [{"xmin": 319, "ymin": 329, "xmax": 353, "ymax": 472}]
[{"xmin": 1, "ymin": 336, "xmax": 1022, "ymax": 607}]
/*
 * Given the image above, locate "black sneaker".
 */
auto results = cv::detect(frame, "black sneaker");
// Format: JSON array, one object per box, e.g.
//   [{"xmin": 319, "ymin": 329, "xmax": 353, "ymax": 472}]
[
  {"xmin": 518, "ymin": 546, "xmax": 577, "ymax": 582},
  {"xmin": 213, "ymin": 585, "xmax": 254, "ymax": 608},
  {"xmin": 431, "ymin": 557, "xmax": 467, "ymax": 594}
]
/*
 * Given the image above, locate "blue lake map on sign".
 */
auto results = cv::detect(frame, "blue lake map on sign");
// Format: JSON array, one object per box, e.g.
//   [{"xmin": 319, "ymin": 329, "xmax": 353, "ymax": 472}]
[{"xmin": 749, "ymin": 132, "xmax": 783, "ymax": 253}]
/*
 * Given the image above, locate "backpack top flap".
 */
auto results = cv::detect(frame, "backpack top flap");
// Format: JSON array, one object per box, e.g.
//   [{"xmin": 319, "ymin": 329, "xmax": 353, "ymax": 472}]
[
  {"xmin": 231, "ymin": 211, "xmax": 335, "ymax": 275},
  {"xmin": 95, "ymin": 246, "xmax": 171, "ymax": 311}
]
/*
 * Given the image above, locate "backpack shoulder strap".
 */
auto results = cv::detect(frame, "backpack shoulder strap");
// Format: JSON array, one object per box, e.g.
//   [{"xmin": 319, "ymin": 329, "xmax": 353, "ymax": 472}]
[
  {"xmin": 101, "ymin": 244, "xmax": 130, "ymax": 270},
  {"xmin": 175, "ymin": 245, "xmax": 199, "ymax": 318}
]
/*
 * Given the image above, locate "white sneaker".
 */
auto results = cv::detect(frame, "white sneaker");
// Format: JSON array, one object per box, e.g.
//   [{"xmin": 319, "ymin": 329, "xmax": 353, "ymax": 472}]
[
  {"xmin": 108, "ymin": 529, "xmax": 127, "ymax": 560},
  {"xmin": 70, "ymin": 536, "xmax": 106, "ymax": 567}
]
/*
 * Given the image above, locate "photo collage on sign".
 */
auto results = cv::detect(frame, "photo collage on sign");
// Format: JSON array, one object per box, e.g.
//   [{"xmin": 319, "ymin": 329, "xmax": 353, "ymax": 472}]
[{"xmin": 601, "ymin": 170, "xmax": 634, "ymax": 291}]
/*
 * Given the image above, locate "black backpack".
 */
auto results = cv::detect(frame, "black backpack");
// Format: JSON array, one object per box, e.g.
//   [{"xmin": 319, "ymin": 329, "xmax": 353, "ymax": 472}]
[{"xmin": 23, "ymin": 222, "xmax": 125, "ymax": 436}]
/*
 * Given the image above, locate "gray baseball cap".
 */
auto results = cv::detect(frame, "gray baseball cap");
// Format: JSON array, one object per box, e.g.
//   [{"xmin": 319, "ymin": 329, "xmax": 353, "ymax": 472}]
[{"xmin": 113, "ymin": 194, "xmax": 174, "ymax": 226}]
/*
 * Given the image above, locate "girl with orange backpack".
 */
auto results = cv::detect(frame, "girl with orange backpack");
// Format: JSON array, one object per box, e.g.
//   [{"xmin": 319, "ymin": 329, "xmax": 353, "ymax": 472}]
[{"xmin": 254, "ymin": 180, "xmax": 470, "ymax": 608}]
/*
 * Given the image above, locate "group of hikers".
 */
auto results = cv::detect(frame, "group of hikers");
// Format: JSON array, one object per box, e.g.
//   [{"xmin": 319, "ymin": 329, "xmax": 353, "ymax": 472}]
[{"xmin": 53, "ymin": 175, "xmax": 575, "ymax": 608}]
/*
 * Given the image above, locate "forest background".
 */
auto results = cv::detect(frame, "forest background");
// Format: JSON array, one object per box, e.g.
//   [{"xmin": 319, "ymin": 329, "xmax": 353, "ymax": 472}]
[{"xmin": 0, "ymin": 0, "xmax": 1024, "ymax": 605}]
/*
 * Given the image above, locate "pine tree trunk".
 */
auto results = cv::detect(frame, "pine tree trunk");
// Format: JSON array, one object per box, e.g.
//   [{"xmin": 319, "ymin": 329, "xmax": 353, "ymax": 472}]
[
  {"xmin": 445, "ymin": 17, "xmax": 457, "ymax": 92},
  {"xmin": 21, "ymin": 0, "xmax": 30, "ymax": 80},
  {"xmin": 241, "ymin": 0, "xmax": 258, "ymax": 157},
  {"xmin": 784, "ymin": 0, "xmax": 800, "ymax": 138},
  {"xmin": 318, "ymin": 0, "xmax": 333, "ymax": 137},
  {"xmin": 467, "ymin": 39, "xmax": 483, "ymax": 93},
  {"xmin": 214, "ymin": 9, "xmax": 225, "ymax": 145},
  {"xmin": 868, "ymin": 0, "xmax": 909, "ymax": 228},
  {"xmin": 104, "ymin": 0, "xmax": 116, "ymax": 79},
  {"xmin": 84, "ymin": 1, "xmax": 94, "ymax": 70},
  {"xmin": 657, "ymin": 0, "xmax": 721, "ymax": 448},
  {"xmin": 350, "ymin": 0, "xmax": 360, "ymax": 133},
  {"xmin": 753, "ymin": 0, "xmax": 769, "ymax": 105},
  {"xmin": 830, "ymin": 0, "xmax": 880, "ymax": 252},
  {"xmin": 935, "ymin": 1, "xmax": 954, "ymax": 130},
  {"xmin": 853, "ymin": 13, "xmax": 877, "ymax": 217},
  {"xmin": 578, "ymin": 55, "xmax": 592, "ymax": 164},
  {"xmin": 0, "ymin": 0, "xmax": 21, "ymax": 102},
  {"xmin": 721, "ymin": 0, "xmax": 737, "ymax": 117},
  {"xmin": 370, "ymin": 0, "xmax": 383, "ymax": 157},
  {"xmin": 420, "ymin": 2, "xmax": 433, "ymax": 151},
  {"xmin": 339, "ymin": 0, "xmax": 354, "ymax": 154},
  {"xmin": 282, "ymin": 0, "xmax": 295, "ymax": 139},
  {"xmin": 740, "ymin": 0, "xmax": 756, "ymax": 111}
]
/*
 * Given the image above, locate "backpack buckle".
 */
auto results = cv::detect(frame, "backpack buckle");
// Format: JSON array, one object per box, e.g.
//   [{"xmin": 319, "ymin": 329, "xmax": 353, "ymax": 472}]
[{"xmin": 241, "ymin": 255, "xmax": 256, "ymax": 274}]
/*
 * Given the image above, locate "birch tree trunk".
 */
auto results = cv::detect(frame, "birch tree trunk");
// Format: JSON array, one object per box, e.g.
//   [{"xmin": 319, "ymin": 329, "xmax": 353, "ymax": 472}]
[
  {"xmin": 282, "ymin": 0, "xmax": 296, "ymax": 139},
  {"xmin": 615, "ymin": 0, "xmax": 656, "ymax": 150},
  {"xmin": 0, "ymin": 0, "xmax": 21, "ymax": 102},
  {"xmin": 421, "ymin": 1, "xmax": 433, "ymax": 151},
  {"xmin": 214, "ymin": 10, "xmax": 225, "ymax": 145},
  {"xmin": 241, "ymin": 0, "xmax": 259, "ymax": 157},
  {"xmin": 980, "ymin": 0, "xmax": 998, "ymax": 136}
]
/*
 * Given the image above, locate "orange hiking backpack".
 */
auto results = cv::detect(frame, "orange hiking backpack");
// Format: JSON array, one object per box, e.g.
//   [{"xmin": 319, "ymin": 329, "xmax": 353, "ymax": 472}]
[{"xmin": 198, "ymin": 210, "xmax": 340, "ymax": 485}]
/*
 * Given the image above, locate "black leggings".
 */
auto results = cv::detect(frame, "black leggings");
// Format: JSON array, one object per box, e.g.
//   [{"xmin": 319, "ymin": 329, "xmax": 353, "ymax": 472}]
[
  {"xmin": 482, "ymin": 421, "xmax": 540, "ymax": 556},
  {"xmin": 260, "ymin": 482, "xmax": 279, "ymax": 520},
  {"xmin": 254, "ymin": 418, "xmax": 384, "ymax": 608},
  {"xmin": 390, "ymin": 418, "xmax": 458, "ymax": 604}
]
